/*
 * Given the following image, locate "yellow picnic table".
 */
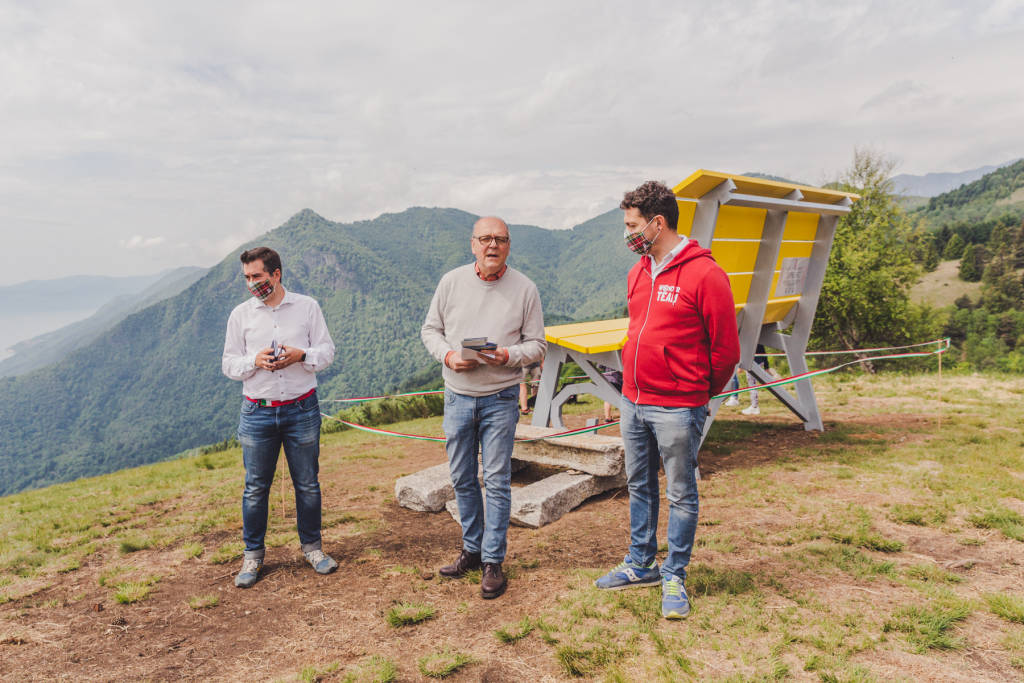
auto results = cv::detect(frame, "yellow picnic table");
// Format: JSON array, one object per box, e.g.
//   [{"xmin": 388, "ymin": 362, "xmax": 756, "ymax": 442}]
[{"xmin": 531, "ymin": 170, "xmax": 858, "ymax": 439}]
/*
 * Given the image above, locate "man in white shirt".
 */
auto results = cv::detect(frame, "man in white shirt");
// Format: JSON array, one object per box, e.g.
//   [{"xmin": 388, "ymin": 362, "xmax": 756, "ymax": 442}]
[
  {"xmin": 421, "ymin": 217, "xmax": 546, "ymax": 599},
  {"xmin": 222, "ymin": 246, "xmax": 337, "ymax": 588}
]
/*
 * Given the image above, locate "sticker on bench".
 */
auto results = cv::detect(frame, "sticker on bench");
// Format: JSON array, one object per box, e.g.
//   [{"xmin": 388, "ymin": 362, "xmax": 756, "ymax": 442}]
[{"xmin": 774, "ymin": 257, "xmax": 810, "ymax": 297}]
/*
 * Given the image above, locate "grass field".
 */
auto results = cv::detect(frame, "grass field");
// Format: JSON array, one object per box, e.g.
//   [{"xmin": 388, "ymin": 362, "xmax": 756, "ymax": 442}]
[
  {"xmin": 1, "ymin": 371, "xmax": 1023, "ymax": 681},
  {"xmin": 909, "ymin": 259, "xmax": 983, "ymax": 308}
]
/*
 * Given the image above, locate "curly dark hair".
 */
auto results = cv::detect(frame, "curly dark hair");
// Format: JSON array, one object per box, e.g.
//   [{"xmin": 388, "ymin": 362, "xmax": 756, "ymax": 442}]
[
  {"xmin": 620, "ymin": 180, "xmax": 679, "ymax": 231},
  {"xmin": 240, "ymin": 246, "xmax": 282, "ymax": 276}
]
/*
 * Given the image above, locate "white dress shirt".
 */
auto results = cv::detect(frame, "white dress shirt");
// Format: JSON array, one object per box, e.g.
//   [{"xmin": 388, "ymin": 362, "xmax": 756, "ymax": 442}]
[
  {"xmin": 650, "ymin": 235, "xmax": 689, "ymax": 279},
  {"xmin": 222, "ymin": 290, "xmax": 335, "ymax": 401}
]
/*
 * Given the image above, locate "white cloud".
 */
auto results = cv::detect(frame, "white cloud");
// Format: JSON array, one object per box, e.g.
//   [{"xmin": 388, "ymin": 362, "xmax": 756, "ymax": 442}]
[
  {"xmin": 120, "ymin": 235, "xmax": 166, "ymax": 249},
  {"xmin": 1, "ymin": 1, "xmax": 1023, "ymax": 284}
]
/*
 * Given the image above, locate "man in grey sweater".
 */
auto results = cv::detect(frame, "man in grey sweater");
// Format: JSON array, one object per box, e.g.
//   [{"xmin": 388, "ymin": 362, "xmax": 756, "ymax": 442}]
[{"xmin": 421, "ymin": 216, "xmax": 547, "ymax": 599}]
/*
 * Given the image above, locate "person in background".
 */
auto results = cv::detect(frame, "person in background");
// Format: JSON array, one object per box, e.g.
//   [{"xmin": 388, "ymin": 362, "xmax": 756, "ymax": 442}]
[
  {"xmin": 594, "ymin": 181, "xmax": 739, "ymax": 620},
  {"xmin": 222, "ymin": 247, "xmax": 337, "ymax": 588},
  {"xmin": 600, "ymin": 365, "xmax": 624, "ymax": 422},
  {"xmin": 724, "ymin": 344, "xmax": 770, "ymax": 415},
  {"xmin": 519, "ymin": 360, "xmax": 543, "ymax": 415}
]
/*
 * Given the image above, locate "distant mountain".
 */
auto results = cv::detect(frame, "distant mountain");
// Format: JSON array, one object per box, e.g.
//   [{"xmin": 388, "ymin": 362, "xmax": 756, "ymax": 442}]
[
  {"xmin": 743, "ymin": 172, "xmax": 808, "ymax": 185},
  {"xmin": 912, "ymin": 158, "xmax": 1024, "ymax": 227},
  {"xmin": 891, "ymin": 159, "xmax": 1020, "ymax": 197},
  {"xmin": 0, "ymin": 266, "xmax": 207, "ymax": 378},
  {"xmin": 4, "ymin": 273, "xmax": 169, "ymax": 316},
  {"xmin": 0, "ymin": 207, "xmax": 632, "ymax": 495}
]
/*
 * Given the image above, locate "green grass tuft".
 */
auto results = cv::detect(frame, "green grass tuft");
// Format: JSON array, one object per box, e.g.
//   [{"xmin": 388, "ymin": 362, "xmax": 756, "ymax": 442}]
[
  {"xmin": 209, "ymin": 541, "xmax": 245, "ymax": 565},
  {"xmin": 889, "ymin": 503, "xmax": 947, "ymax": 526},
  {"xmin": 187, "ymin": 594, "xmax": 219, "ymax": 610},
  {"xmin": 118, "ymin": 536, "xmax": 153, "ymax": 554},
  {"xmin": 181, "ymin": 542, "xmax": 203, "ymax": 559},
  {"xmin": 114, "ymin": 577, "xmax": 159, "ymax": 604},
  {"xmin": 555, "ymin": 642, "xmax": 619, "ymax": 678},
  {"xmin": 417, "ymin": 649, "xmax": 473, "ymax": 678},
  {"xmin": 385, "ymin": 601, "xmax": 436, "ymax": 627},
  {"xmin": 903, "ymin": 563, "xmax": 964, "ymax": 584},
  {"xmin": 686, "ymin": 564, "xmax": 756, "ymax": 596},
  {"xmin": 968, "ymin": 508, "xmax": 1024, "ymax": 541},
  {"xmin": 341, "ymin": 655, "xmax": 397, "ymax": 683},
  {"xmin": 883, "ymin": 601, "xmax": 971, "ymax": 652},
  {"xmin": 298, "ymin": 661, "xmax": 339, "ymax": 682},
  {"xmin": 984, "ymin": 592, "xmax": 1024, "ymax": 624},
  {"xmin": 494, "ymin": 616, "xmax": 534, "ymax": 644}
]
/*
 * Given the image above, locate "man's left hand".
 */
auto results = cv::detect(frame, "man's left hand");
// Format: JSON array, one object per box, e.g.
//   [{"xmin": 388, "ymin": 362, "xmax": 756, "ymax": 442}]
[
  {"xmin": 271, "ymin": 345, "xmax": 306, "ymax": 370},
  {"xmin": 477, "ymin": 348, "xmax": 509, "ymax": 366}
]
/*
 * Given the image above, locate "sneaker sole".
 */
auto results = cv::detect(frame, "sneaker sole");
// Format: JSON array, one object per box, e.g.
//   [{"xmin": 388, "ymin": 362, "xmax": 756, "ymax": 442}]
[
  {"xmin": 594, "ymin": 578, "xmax": 661, "ymax": 591},
  {"xmin": 663, "ymin": 609, "xmax": 690, "ymax": 620}
]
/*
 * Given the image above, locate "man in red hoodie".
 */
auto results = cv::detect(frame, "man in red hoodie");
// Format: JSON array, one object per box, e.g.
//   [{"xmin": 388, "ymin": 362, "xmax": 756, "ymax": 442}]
[{"xmin": 595, "ymin": 180, "xmax": 740, "ymax": 620}]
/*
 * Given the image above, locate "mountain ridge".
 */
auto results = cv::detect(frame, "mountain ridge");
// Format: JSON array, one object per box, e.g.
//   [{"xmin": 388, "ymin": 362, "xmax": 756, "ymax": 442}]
[{"xmin": 0, "ymin": 206, "xmax": 631, "ymax": 495}]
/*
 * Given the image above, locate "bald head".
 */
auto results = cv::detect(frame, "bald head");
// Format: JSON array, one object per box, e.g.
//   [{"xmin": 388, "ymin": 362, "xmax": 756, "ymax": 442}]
[{"xmin": 471, "ymin": 216, "xmax": 511, "ymax": 277}]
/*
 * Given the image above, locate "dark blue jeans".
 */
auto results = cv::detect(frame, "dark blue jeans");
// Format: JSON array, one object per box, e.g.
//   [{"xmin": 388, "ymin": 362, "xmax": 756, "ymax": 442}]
[
  {"xmin": 620, "ymin": 396, "xmax": 707, "ymax": 580},
  {"xmin": 443, "ymin": 384, "xmax": 520, "ymax": 564},
  {"xmin": 237, "ymin": 392, "xmax": 323, "ymax": 558}
]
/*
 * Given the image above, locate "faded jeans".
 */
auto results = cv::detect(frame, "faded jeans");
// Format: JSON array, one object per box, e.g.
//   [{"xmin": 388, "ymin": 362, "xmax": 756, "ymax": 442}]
[
  {"xmin": 443, "ymin": 384, "xmax": 519, "ymax": 564},
  {"xmin": 237, "ymin": 391, "xmax": 323, "ymax": 558},
  {"xmin": 620, "ymin": 396, "xmax": 707, "ymax": 580}
]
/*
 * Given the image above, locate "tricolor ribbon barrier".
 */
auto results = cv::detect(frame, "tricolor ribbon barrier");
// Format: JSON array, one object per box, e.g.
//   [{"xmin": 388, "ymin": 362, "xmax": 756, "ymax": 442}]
[{"xmin": 320, "ymin": 337, "xmax": 950, "ymax": 444}]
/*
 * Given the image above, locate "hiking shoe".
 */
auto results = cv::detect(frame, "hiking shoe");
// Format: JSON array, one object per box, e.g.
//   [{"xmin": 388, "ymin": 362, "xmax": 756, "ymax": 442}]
[
  {"xmin": 662, "ymin": 573, "xmax": 690, "ymax": 620},
  {"xmin": 439, "ymin": 549, "xmax": 482, "ymax": 579},
  {"xmin": 304, "ymin": 549, "xmax": 338, "ymax": 575},
  {"xmin": 481, "ymin": 562, "xmax": 506, "ymax": 599},
  {"xmin": 724, "ymin": 396, "xmax": 740, "ymax": 407},
  {"xmin": 594, "ymin": 555, "xmax": 661, "ymax": 590},
  {"xmin": 234, "ymin": 557, "xmax": 263, "ymax": 588},
  {"xmin": 741, "ymin": 405, "xmax": 759, "ymax": 416}
]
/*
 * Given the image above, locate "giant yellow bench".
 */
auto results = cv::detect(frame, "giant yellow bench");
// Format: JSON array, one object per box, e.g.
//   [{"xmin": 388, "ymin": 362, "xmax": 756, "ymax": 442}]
[{"xmin": 531, "ymin": 170, "xmax": 859, "ymax": 441}]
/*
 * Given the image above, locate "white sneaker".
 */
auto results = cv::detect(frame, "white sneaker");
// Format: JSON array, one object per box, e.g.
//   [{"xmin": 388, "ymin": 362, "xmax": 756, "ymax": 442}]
[
  {"xmin": 304, "ymin": 548, "xmax": 338, "ymax": 575},
  {"xmin": 741, "ymin": 405, "xmax": 760, "ymax": 416},
  {"xmin": 724, "ymin": 396, "xmax": 740, "ymax": 407}
]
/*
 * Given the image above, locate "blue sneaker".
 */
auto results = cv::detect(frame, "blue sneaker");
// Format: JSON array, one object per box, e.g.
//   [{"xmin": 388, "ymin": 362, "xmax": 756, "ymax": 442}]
[
  {"xmin": 594, "ymin": 555, "xmax": 661, "ymax": 590},
  {"xmin": 661, "ymin": 573, "xmax": 690, "ymax": 619}
]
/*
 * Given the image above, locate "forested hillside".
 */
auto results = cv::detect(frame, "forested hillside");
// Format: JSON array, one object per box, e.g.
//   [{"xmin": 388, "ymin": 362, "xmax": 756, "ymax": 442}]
[
  {"xmin": 0, "ymin": 207, "xmax": 632, "ymax": 495},
  {"xmin": 913, "ymin": 158, "xmax": 1024, "ymax": 226}
]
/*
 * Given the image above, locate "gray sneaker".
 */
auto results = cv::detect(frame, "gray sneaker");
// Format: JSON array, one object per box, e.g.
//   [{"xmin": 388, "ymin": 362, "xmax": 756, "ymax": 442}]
[
  {"xmin": 304, "ymin": 548, "xmax": 338, "ymax": 575},
  {"xmin": 234, "ymin": 557, "xmax": 263, "ymax": 588}
]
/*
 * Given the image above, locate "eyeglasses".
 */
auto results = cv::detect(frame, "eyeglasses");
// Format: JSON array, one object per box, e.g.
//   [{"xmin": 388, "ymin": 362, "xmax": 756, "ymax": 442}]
[{"xmin": 473, "ymin": 235, "xmax": 510, "ymax": 245}]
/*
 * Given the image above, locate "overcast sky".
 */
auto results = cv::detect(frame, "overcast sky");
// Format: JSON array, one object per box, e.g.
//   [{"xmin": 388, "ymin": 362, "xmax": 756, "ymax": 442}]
[{"xmin": 2, "ymin": 0, "xmax": 1022, "ymax": 285}]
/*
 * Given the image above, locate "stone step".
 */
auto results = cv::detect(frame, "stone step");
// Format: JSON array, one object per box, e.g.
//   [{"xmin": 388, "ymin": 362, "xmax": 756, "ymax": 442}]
[
  {"xmin": 511, "ymin": 424, "xmax": 624, "ymax": 477},
  {"xmin": 445, "ymin": 469, "xmax": 626, "ymax": 529},
  {"xmin": 395, "ymin": 460, "xmax": 527, "ymax": 513}
]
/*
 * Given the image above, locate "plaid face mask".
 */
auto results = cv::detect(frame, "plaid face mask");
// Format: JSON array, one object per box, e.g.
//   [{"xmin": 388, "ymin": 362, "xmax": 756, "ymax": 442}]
[
  {"xmin": 623, "ymin": 216, "xmax": 659, "ymax": 255},
  {"xmin": 246, "ymin": 278, "xmax": 275, "ymax": 301}
]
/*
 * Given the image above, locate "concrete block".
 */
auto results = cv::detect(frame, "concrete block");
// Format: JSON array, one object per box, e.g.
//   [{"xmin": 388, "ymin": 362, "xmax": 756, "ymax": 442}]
[
  {"xmin": 395, "ymin": 463, "xmax": 453, "ymax": 512},
  {"xmin": 446, "ymin": 469, "xmax": 626, "ymax": 529},
  {"xmin": 512, "ymin": 424, "xmax": 625, "ymax": 477},
  {"xmin": 398, "ymin": 460, "xmax": 527, "ymax": 513},
  {"xmin": 510, "ymin": 470, "xmax": 626, "ymax": 528}
]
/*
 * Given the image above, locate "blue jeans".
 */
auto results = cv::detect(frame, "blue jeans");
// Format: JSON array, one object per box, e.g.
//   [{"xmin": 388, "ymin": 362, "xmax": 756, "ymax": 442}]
[
  {"xmin": 443, "ymin": 384, "xmax": 520, "ymax": 564},
  {"xmin": 620, "ymin": 396, "xmax": 707, "ymax": 580},
  {"xmin": 237, "ymin": 391, "xmax": 323, "ymax": 558}
]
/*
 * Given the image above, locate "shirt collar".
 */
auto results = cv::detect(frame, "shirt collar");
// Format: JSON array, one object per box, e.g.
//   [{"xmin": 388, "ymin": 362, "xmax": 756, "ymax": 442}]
[
  {"xmin": 254, "ymin": 288, "xmax": 294, "ymax": 309},
  {"xmin": 475, "ymin": 262, "xmax": 507, "ymax": 281}
]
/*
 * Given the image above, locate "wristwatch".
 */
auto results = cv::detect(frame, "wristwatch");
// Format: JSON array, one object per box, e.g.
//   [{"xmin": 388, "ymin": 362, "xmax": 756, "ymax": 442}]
[{"xmin": 300, "ymin": 351, "xmax": 307, "ymax": 362}]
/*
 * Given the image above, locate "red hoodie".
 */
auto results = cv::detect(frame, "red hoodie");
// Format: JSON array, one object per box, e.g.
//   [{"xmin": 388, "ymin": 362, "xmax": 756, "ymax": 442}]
[{"xmin": 623, "ymin": 240, "xmax": 740, "ymax": 407}]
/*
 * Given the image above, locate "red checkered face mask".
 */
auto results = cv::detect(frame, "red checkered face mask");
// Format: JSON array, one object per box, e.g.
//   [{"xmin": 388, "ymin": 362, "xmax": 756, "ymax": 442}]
[
  {"xmin": 623, "ymin": 216, "xmax": 660, "ymax": 255},
  {"xmin": 246, "ymin": 278, "xmax": 275, "ymax": 301}
]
